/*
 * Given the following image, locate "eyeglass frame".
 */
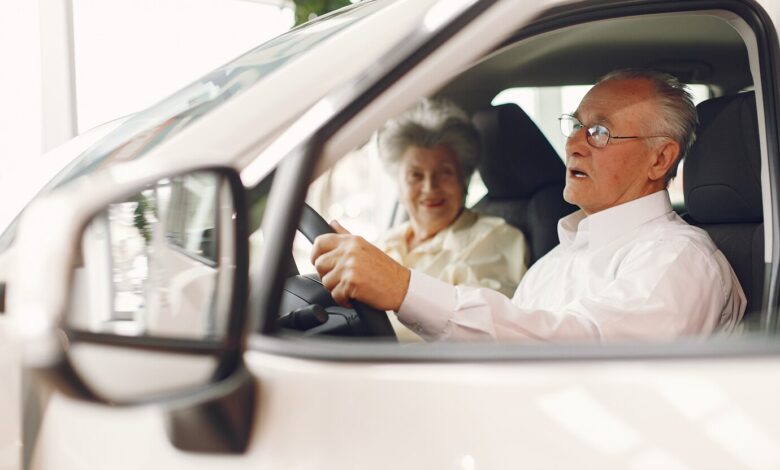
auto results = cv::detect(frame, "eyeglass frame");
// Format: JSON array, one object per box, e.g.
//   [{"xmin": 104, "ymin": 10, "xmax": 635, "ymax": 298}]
[{"xmin": 558, "ymin": 114, "xmax": 670, "ymax": 149}]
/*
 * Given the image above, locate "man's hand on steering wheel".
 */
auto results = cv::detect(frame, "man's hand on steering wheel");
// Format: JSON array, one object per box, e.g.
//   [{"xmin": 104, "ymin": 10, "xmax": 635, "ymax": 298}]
[{"xmin": 311, "ymin": 221, "xmax": 411, "ymax": 312}]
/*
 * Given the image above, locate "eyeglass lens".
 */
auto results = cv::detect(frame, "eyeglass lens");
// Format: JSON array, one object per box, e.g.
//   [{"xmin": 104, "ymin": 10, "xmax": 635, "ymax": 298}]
[{"xmin": 560, "ymin": 116, "xmax": 610, "ymax": 148}]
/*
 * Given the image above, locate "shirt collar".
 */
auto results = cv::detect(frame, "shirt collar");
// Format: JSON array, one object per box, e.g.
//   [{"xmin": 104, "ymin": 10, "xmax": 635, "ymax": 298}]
[
  {"xmin": 558, "ymin": 190, "xmax": 674, "ymax": 249},
  {"xmin": 386, "ymin": 209, "xmax": 477, "ymax": 255}
]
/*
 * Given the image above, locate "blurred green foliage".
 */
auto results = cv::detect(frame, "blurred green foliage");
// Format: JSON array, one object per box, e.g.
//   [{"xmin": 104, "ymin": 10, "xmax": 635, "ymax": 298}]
[
  {"xmin": 132, "ymin": 193, "xmax": 157, "ymax": 244},
  {"xmin": 292, "ymin": 0, "xmax": 353, "ymax": 26}
]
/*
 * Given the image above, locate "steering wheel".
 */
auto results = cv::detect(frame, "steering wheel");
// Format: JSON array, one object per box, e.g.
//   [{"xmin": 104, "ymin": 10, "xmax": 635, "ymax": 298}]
[{"xmin": 281, "ymin": 203, "xmax": 396, "ymax": 339}]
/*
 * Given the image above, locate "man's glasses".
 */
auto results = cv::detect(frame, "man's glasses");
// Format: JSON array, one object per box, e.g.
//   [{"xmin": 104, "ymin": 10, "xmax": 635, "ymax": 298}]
[{"xmin": 558, "ymin": 114, "xmax": 669, "ymax": 149}]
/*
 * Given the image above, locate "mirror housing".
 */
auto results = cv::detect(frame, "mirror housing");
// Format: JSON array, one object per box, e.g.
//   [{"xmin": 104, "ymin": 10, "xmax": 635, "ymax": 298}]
[{"xmin": 14, "ymin": 167, "xmax": 249, "ymax": 406}]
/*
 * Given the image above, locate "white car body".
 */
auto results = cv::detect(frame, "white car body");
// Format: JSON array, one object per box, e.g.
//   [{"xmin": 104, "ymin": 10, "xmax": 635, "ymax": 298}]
[{"xmin": 4, "ymin": 0, "xmax": 780, "ymax": 468}]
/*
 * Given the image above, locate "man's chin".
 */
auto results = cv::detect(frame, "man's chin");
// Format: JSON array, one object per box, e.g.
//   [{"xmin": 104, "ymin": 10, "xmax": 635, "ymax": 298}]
[{"xmin": 562, "ymin": 188, "xmax": 579, "ymax": 206}]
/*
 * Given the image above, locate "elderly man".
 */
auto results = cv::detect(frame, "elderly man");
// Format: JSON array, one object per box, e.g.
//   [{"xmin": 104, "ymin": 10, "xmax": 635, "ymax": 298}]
[{"xmin": 312, "ymin": 69, "xmax": 746, "ymax": 341}]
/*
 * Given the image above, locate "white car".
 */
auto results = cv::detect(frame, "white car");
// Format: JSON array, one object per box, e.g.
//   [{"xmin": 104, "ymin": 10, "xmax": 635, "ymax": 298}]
[{"xmin": 5, "ymin": 0, "xmax": 780, "ymax": 468}]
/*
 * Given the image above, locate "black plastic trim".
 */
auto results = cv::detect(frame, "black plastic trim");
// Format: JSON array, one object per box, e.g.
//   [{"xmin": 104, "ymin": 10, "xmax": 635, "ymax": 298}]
[
  {"xmin": 166, "ymin": 365, "xmax": 256, "ymax": 453},
  {"xmin": 66, "ymin": 330, "xmax": 224, "ymax": 354}
]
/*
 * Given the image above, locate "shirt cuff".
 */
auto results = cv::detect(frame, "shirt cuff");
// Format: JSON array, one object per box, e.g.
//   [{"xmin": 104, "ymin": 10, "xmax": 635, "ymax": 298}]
[{"xmin": 397, "ymin": 270, "xmax": 458, "ymax": 338}]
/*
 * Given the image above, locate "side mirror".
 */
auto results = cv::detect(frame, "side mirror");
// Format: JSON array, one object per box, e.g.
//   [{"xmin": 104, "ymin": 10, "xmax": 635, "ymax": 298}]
[{"xmin": 54, "ymin": 168, "xmax": 248, "ymax": 404}]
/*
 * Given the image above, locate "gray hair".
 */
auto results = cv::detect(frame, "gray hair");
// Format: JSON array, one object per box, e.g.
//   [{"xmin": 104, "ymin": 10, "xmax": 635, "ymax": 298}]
[
  {"xmin": 379, "ymin": 99, "xmax": 480, "ymax": 188},
  {"xmin": 598, "ymin": 69, "xmax": 699, "ymax": 184}
]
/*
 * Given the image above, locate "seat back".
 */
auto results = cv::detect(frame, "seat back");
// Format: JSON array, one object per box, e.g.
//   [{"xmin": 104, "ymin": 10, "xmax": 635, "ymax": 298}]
[
  {"xmin": 472, "ymin": 103, "xmax": 576, "ymax": 264},
  {"xmin": 684, "ymin": 91, "xmax": 764, "ymax": 324}
]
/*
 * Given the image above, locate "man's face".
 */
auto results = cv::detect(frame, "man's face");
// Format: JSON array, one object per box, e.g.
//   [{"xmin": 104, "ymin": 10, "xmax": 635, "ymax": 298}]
[{"xmin": 563, "ymin": 78, "xmax": 667, "ymax": 215}]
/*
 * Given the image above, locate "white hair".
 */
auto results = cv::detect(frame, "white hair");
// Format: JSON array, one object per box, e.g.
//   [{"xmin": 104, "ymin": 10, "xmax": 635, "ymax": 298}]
[
  {"xmin": 378, "ymin": 99, "xmax": 480, "ymax": 188},
  {"xmin": 598, "ymin": 69, "xmax": 699, "ymax": 184}
]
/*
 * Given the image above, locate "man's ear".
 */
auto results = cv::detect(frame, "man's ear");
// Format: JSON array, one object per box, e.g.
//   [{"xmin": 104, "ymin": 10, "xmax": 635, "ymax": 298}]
[{"xmin": 648, "ymin": 140, "xmax": 681, "ymax": 183}]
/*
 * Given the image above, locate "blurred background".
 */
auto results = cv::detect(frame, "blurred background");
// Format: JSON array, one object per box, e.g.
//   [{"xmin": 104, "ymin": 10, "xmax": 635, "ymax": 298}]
[
  {"xmin": 0, "ymin": 0, "xmax": 353, "ymax": 225},
  {"xmin": 0, "ymin": 4, "xmax": 347, "ymax": 467},
  {"xmin": 0, "ymin": 0, "xmax": 704, "ymax": 234}
]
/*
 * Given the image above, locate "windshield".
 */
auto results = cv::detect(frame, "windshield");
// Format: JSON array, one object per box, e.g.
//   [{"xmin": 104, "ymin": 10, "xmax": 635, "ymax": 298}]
[
  {"xmin": 45, "ymin": 0, "xmax": 389, "ymax": 190},
  {"xmin": 0, "ymin": 0, "xmax": 389, "ymax": 252}
]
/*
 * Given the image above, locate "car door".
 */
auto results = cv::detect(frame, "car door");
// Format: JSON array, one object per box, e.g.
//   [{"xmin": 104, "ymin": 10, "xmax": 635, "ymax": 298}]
[
  {"xmin": 239, "ymin": 0, "xmax": 780, "ymax": 468},
  {"xmin": 22, "ymin": 0, "xmax": 780, "ymax": 469}
]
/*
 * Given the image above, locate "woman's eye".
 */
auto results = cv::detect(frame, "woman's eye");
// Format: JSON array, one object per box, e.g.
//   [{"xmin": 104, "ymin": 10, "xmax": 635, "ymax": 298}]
[{"xmin": 439, "ymin": 168, "xmax": 456, "ymax": 179}]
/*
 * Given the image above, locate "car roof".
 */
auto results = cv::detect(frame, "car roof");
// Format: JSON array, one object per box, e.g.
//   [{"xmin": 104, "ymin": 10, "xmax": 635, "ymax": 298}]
[{"xmin": 440, "ymin": 11, "xmax": 751, "ymax": 112}]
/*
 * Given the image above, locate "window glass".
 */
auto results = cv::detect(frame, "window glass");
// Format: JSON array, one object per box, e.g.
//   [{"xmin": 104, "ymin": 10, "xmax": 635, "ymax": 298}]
[
  {"xmin": 73, "ymin": 0, "xmax": 294, "ymax": 133},
  {"xmin": 290, "ymin": 82, "xmax": 713, "ymax": 275},
  {"xmin": 165, "ymin": 173, "xmax": 219, "ymax": 264},
  {"xmin": 42, "ymin": 0, "xmax": 393, "ymax": 194},
  {"xmin": 256, "ymin": 10, "xmax": 761, "ymax": 346},
  {"xmin": 492, "ymin": 85, "xmax": 591, "ymax": 158},
  {"xmin": 0, "ymin": 1, "xmax": 391, "ymax": 254}
]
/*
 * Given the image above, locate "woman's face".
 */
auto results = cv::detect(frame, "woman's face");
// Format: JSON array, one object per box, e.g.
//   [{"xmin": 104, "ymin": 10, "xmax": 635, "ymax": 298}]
[{"xmin": 399, "ymin": 144, "xmax": 465, "ymax": 239}]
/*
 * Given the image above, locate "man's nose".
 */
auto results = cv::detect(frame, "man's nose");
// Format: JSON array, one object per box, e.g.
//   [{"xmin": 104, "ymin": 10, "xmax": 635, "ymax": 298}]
[{"xmin": 565, "ymin": 126, "xmax": 590, "ymax": 157}]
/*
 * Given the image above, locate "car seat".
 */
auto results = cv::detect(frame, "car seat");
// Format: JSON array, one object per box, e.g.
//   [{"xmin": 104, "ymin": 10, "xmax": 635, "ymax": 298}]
[
  {"xmin": 683, "ymin": 91, "xmax": 765, "ymax": 326},
  {"xmin": 471, "ymin": 103, "xmax": 577, "ymax": 265}
]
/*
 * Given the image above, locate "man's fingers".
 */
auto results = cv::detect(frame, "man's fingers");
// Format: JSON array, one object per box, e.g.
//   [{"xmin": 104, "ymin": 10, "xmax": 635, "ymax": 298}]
[
  {"xmin": 313, "ymin": 249, "xmax": 339, "ymax": 278},
  {"xmin": 311, "ymin": 233, "xmax": 343, "ymax": 265},
  {"xmin": 330, "ymin": 220, "xmax": 351, "ymax": 234},
  {"xmin": 321, "ymin": 270, "xmax": 353, "ymax": 308}
]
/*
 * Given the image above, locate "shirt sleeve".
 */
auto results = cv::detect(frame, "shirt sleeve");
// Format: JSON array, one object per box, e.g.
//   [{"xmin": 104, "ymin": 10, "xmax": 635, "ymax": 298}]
[
  {"xmin": 397, "ymin": 270, "xmax": 600, "ymax": 341},
  {"xmin": 397, "ymin": 241, "xmax": 744, "ymax": 342}
]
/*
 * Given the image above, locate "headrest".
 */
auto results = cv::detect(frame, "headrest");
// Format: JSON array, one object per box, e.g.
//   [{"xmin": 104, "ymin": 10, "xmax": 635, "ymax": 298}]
[
  {"xmin": 684, "ymin": 92, "xmax": 762, "ymax": 223},
  {"xmin": 472, "ymin": 103, "xmax": 565, "ymax": 199}
]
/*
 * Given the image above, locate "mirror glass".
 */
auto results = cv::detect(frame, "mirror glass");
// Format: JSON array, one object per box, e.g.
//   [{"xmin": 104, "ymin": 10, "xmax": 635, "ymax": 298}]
[{"xmin": 67, "ymin": 170, "xmax": 236, "ymax": 340}]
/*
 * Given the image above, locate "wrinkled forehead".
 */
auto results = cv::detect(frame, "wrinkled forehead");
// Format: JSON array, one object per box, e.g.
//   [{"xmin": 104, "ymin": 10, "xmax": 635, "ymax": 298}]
[
  {"xmin": 400, "ymin": 143, "xmax": 460, "ymax": 169},
  {"xmin": 575, "ymin": 78, "xmax": 659, "ymax": 126}
]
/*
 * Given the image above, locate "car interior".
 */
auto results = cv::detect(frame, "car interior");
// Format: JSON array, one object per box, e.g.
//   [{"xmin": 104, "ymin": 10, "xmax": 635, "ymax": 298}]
[
  {"xmin": 272, "ymin": 9, "xmax": 770, "ymax": 339},
  {"xmin": 684, "ymin": 91, "xmax": 764, "ymax": 328},
  {"xmin": 471, "ymin": 103, "xmax": 576, "ymax": 265}
]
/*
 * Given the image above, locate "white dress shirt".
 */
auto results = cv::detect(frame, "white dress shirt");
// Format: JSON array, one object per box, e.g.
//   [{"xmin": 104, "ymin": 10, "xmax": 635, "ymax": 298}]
[{"xmin": 397, "ymin": 190, "xmax": 746, "ymax": 341}]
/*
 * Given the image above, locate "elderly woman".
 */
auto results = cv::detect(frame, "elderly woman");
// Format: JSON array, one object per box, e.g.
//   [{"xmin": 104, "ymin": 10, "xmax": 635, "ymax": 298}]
[{"xmin": 376, "ymin": 99, "xmax": 529, "ymax": 301}]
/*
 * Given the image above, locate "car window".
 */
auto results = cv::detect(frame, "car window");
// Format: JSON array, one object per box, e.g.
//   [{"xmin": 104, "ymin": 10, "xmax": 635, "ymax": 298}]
[
  {"xmin": 261, "ymin": 7, "xmax": 772, "ymax": 345},
  {"xmin": 301, "ymin": 81, "xmax": 714, "ymax": 248}
]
